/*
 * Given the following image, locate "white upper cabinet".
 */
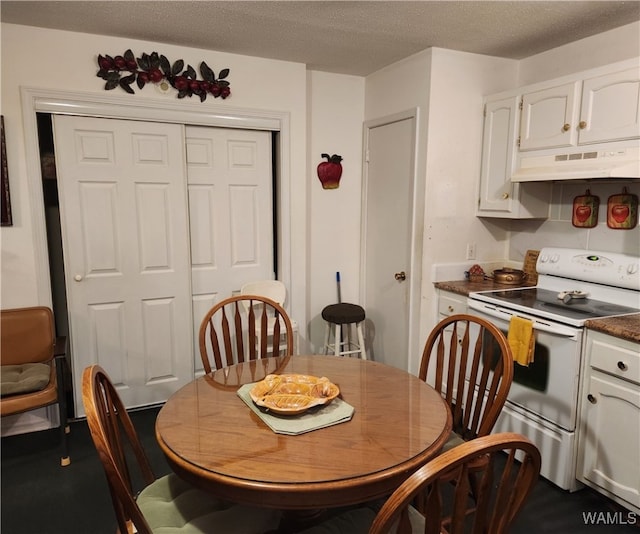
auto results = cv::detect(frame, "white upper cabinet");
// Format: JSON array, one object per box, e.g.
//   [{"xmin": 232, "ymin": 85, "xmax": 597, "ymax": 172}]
[
  {"xmin": 477, "ymin": 95, "xmax": 551, "ymax": 218},
  {"xmin": 519, "ymin": 66, "xmax": 640, "ymax": 151},
  {"xmin": 519, "ymin": 82, "xmax": 580, "ymax": 150},
  {"xmin": 579, "ymin": 68, "xmax": 640, "ymax": 145}
]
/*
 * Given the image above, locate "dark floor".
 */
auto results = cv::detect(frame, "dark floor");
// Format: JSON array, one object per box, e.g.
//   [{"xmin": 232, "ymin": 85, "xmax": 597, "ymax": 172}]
[{"xmin": 1, "ymin": 408, "xmax": 638, "ymax": 533}]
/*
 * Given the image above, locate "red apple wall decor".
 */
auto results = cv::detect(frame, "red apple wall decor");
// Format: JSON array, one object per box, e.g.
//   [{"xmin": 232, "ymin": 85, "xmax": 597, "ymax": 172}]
[
  {"xmin": 607, "ymin": 187, "xmax": 638, "ymax": 229},
  {"xmin": 317, "ymin": 154, "xmax": 343, "ymax": 189},
  {"xmin": 572, "ymin": 189, "xmax": 599, "ymax": 228}
]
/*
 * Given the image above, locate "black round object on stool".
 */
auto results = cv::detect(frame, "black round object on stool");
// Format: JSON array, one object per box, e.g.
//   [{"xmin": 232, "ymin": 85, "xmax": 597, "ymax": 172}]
[{"xmin": 321, "ymin": 303, "xmax": 365, "ymax": 324}]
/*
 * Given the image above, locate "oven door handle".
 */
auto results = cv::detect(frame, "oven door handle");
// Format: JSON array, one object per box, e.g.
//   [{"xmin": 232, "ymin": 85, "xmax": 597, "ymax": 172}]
[{"xmin": 468, "ymin": 300, "xmax": 580, "ymax": 339}]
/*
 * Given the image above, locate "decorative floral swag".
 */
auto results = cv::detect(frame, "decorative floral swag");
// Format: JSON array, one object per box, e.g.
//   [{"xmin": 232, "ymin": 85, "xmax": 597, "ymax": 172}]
[{"xmin": 97, "ymin": 49, "xmax": 231, "ymax": 101}]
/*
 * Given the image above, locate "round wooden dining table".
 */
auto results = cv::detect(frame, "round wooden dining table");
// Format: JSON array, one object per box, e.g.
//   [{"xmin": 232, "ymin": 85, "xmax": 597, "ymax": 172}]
[{"xmin": 156, "ymin": 355, "xmax": 452, "ymax": 515}]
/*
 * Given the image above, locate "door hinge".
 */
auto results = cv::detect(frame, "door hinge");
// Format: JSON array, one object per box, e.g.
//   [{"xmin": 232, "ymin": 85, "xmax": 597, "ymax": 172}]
[
  {"xmin": 483, "ymin": 104, "xmax": 486, "ymax": 118},
  {"xmin": 517, "ymin": 136, "xmax": 521, "ymax": 148},
  {"xmin": 365, "ymin": 150, "xmax": 370, "ymax": 163},
  {"xmin": 519, "ymin": 99, "xmax": 523, "ymax": 110}
]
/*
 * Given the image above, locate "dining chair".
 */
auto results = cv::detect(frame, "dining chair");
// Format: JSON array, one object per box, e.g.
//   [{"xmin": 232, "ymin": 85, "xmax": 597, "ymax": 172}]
[
  {"xmin": 240, "ymin": 280, "xmax": 299, "ymax": 354},
  {"xmin": 369, "ymin": 432, "xmax": 541, "ymax": 534},
  {"xmin": 82, "ymin": 365, "xmax": 282, "ymax": 534},
  {"xmin": 1, "ymin": 306, "xmax": 70, "ymax": 466},
  {"xmin": 417, "ymin": 313, "xmax": 514, "ymax": 510},
  {"xmin": 198, "ymin": 295, "xmax": 295, "ymax": 374},
  {"xmin": 419, "ymin": 313, "xmax": 514, "ymax": 450}
]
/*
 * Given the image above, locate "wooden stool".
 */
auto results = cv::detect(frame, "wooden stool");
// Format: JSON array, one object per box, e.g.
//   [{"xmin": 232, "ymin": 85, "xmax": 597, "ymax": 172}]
[{"xmin": 321, "ymin": 303, "xmax": 366, "ymax": 359}]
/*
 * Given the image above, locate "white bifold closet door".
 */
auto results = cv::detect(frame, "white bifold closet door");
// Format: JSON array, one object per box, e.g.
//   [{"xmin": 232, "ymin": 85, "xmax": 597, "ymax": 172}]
[
  {"xmin": 54, "ymin": 115, "xmax": 193, "ymax": 415},
  {"xmin": 54, "ymin": 115, "xmax": 274, "ymax": 414},
  {"xmin": 185, "ymin": 126, "xmax": 273, "ymax": 375}
]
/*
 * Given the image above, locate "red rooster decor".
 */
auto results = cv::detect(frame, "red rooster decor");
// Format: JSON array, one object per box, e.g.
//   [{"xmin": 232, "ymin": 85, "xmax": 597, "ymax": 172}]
[{"xmin": 317, "ymin": 153, "xmax": 343, "ymax": 189}]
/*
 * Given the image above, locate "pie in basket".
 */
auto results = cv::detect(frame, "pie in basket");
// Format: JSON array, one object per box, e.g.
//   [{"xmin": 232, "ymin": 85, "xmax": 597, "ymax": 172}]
[{"xmin": 249, "ymin": 374, "xmax": 340, "ymax": 415}]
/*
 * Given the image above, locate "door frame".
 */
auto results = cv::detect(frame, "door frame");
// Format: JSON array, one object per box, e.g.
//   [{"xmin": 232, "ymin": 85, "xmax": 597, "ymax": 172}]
[
  {"xmin": 360, "ymin": 108, "xmax": 423, "ymax": 370},
  {"xmin": 20, "ymin": 86, "xmax": 293, "ymax": 319}
]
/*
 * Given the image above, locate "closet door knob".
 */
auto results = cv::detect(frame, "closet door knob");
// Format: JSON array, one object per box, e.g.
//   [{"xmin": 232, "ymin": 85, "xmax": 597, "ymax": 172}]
[
  {"xmin": 74, "ymin": 274, "xmax": 83, "ymax": 282},
  {"xmin": 562, "ymin": 123, "xmax": 571, "ymax": 132}
]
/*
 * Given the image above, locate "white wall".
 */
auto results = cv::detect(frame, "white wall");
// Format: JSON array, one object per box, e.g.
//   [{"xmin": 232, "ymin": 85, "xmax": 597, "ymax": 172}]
[
  {"xmin": 0, "ymin": 23, "xmax": 314, "ymax": 326},
  {"xmin": 518, "ymin": 21, "xmax": 640, "ymax": 86},
  {"xmin": 306, "ymin": 70, "xmax": 365, "ymax": 351},
  {"xmin": 364, "ymin": 48, "xmax": 519, "ymax": 372}
]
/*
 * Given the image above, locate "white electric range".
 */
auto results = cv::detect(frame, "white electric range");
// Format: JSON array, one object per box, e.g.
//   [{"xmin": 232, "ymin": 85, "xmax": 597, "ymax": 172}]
[{"xmin": 467, "ymin": 247, "xmax": 640, "ymax": 491}]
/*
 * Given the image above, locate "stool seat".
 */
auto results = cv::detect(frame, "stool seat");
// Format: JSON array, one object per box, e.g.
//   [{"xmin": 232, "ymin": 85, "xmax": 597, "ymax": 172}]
[
  {"xmin": 321, "ymin": 303, "xmax": 367, "ymax": 359},
  {"xmin": 321, "ymin": 303, "xmax": 365, "ymax": 325}
]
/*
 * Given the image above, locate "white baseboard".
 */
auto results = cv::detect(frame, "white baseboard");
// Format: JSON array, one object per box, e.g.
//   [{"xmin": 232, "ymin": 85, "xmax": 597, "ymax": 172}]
[{"xmin": 1, "ymin": 406, "xmax": 59, "ymax": 437}]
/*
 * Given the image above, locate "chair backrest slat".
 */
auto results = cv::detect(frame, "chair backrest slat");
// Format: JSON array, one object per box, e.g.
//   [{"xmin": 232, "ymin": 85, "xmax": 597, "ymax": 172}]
[
  {"xmin": 82, "ymin": 365, "xmax": 155, "ymax": 534},
  {"xmin": 199, "ymin": 295, "xmax": 294, "ymax": 375},
  {"xmin": 369, "ymin": 433, "xmax": 541, "ymax": 534},
  {"xmin": 419, "ymin": 313, "xmax": 514, "ymax": 441}
]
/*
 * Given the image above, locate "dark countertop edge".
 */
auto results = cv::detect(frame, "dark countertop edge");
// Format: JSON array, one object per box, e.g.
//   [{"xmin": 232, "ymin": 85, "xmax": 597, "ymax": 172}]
[
  {"xmin": 434, "ymin": 279, "xmax": 534, "ymax": 296},
  {"xmin": 584, "ymin": 315, "xmax": 640, "ymax": 344},
  {"xmin": 435, "ymin": 280, "xmax": 640, "ymax": 344}
]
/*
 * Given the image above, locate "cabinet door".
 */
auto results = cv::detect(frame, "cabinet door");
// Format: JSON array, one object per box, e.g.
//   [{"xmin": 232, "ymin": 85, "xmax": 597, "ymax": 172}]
[
  {"xmin": 580, "ymin": 371, "xmax": 640, "ymax": 509},
  {"xmin": 477, "ymin": 96, "xmax": 519, "ymax": 213},
  {"xmin": 519, "ymin": 82, "xmax": 581, "ymax": 150},
  {"xmin": 579, "ymin": 68, "xmax": 640, "ymax": 144}
]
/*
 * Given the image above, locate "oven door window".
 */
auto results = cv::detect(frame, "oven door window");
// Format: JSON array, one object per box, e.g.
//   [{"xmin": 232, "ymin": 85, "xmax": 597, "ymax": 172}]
[{"xmin": 484, "ymin": 333, "xmax": 549, "ymax": 392}]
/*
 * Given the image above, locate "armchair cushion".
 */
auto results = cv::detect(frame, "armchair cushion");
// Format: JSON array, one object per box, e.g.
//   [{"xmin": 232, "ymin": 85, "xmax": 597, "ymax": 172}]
[{"xmin": 1, "ymin": 363, "xmax": 51, "ymax": 396}]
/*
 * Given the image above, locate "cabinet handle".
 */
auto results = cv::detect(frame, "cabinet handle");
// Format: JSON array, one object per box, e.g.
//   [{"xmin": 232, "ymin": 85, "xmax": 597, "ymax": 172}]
[
  {"xmin": 587, "ymin": 394, "xmax": 597, "ymax": 404},
  {"xmin": 501, "ymin": 192, "xmax": 509, "ymax": 200},
  {"xmin": 394, "ymin": 271, "xmax": 406, "ymax": 281},
  {"xmin": 617, "ymin": 361, "xmax": 628, "ymax": 371},
  {"xmin": 562, "ymin": 123, "xmax": 571, "ymax": 132},
  {"xmin": 579, "ymin": 120, "xmax": 587, "ymax": 130},
  {"xmin": 448, "ymin": 305, "xmax": 454, "ymax": 313}
]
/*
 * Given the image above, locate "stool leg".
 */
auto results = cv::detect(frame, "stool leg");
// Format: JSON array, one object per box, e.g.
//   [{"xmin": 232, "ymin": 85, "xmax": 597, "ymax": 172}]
[
  {"xmin": 356, "ymin": 322, "xmax": 366, "ymax": 360},
  {"xmin": 333, "ymin": 323, "xmax": 341, "ymax": 357},
  {"xmin": 322, "ymin": 322, "xmax": 331, "ymax": 355}
]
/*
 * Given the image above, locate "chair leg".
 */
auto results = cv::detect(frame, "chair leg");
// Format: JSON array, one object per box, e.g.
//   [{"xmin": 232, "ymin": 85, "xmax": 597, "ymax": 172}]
[
  {"xmin": 55, "ymin": 355, "xmax": 71, "ymax": 466},
  {"xmin": 322, "ymin": 322, "xmax": 331, "ymax": 355},
  {"xmin": 333, "ymin": 323, "xmax": 341, "ymax": 356},
  {"xmin": 356, "ymin": 322, "xmax": 366, "ymax": 360}
]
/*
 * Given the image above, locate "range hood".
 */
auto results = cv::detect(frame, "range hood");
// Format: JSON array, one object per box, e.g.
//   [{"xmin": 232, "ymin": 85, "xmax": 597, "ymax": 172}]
[{"xmin": 512, "ymin": 145, "xmax": 640, "ymax": 182}]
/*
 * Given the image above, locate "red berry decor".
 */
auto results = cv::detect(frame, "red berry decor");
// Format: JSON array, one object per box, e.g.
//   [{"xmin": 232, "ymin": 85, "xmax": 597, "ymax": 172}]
[{"xmin": 97, "ymin": 49, "xmax": 231, "ymax": 102}]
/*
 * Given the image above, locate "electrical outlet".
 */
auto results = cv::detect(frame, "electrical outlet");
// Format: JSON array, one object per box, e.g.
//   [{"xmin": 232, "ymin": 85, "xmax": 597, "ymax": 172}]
[{"xmin": 466, "ymin": 243, "xmax": 477, "ymax": 260}]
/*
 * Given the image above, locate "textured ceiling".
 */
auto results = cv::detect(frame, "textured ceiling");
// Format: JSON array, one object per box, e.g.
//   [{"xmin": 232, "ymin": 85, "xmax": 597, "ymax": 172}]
[{"xmin": 2, "ymin": 1, "xmax": 640, "ymax": 76}]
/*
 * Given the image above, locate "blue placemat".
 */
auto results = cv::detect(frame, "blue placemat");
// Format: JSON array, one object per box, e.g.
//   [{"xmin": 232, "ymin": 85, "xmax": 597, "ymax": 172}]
[{"xmin": 237, "ymin": 382, "xmax": 354, "ymax": 435}]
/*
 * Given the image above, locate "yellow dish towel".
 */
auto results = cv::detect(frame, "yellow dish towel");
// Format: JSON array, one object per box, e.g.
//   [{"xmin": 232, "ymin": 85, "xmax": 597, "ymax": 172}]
[{"xmin": 508, "ymin": 316, "xmax": 535, "ymax": 367}]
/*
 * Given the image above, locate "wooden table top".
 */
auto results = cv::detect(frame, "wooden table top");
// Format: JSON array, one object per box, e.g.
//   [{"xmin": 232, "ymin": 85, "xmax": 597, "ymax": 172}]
[{"xmin": 155, "ymin": 355, "xmax": 452, "ymax": 510}]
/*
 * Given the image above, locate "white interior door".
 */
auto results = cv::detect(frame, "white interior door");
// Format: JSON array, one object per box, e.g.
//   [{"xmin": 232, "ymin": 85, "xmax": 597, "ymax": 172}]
[
  {"xmin": 53, "ymin": 115, "xmax": 193, "ymax": 415},
  {"xmin": 362, "ymin": 115, "xmax": 416, "ymax": 370},
  {"xmin": 185, "ymin": 126, "xmax": 274, "ymax": 374}
]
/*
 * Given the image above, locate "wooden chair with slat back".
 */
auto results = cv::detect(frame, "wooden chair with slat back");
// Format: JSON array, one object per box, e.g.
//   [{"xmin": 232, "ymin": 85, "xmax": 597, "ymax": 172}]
[
  {"xmin": 368, "ymin": 433, "xmax": 541, "ymax": 534},
  {"xmin": 82, "ymin": 365, "xmax": 281, "ymax": 534},
  {"xmin": 198, "ymin": 295, "xmax": 294, "ymax": 375},
  {"xmin": 416, "ymin": 314, "xmax": 514, "ymax": 510},
  {"xmin": 419, "ymin": 313, "xmax": 514, "ymax": 448}
]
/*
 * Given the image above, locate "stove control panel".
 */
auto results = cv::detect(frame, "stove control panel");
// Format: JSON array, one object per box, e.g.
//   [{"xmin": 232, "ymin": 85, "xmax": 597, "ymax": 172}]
[{"xmin": 537, "ymin": 248, "xmax": 640, "ymax": 291}]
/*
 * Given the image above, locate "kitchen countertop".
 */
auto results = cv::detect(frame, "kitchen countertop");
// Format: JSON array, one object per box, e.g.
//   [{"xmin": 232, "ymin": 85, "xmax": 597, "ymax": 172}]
[
  {"xmin": 435, "ymin": 280, "xmax": 640, "ymax": 344},
  {"xmin": 584, "ymin": 314, "xmax": 640, "ymax": 344},
  {"xmin": 434, "ymin": 279, "xmax": 533, "ymax": 296}
]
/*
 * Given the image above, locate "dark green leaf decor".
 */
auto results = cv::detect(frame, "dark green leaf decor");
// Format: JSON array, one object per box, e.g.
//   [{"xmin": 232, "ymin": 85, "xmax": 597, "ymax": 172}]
[{"xmin": 97, "ymin": 49, "xmax": 231, "ymax": 101}]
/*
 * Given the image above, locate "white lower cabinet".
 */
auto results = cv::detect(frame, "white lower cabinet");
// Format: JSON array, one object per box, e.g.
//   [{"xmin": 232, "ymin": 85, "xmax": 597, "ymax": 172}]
[
  {"xmin": 437, "ymin": 290, "xmax": 468, "ymax": 318},
  {"xmin": 577, "ymin": 330, "xmax": 640, "ymax": 514}
]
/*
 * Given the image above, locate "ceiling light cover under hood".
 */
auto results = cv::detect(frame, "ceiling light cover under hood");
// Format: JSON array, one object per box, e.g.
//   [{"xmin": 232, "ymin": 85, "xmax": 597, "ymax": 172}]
[{"xmin": 512, "ymin": 146, "xmax": 640, "ymax": 182}]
